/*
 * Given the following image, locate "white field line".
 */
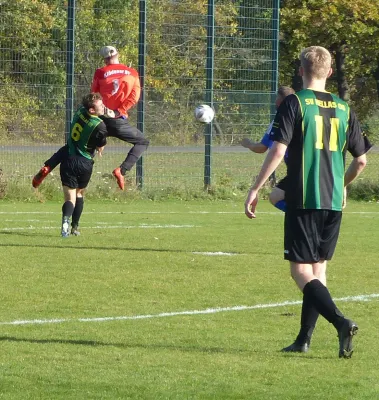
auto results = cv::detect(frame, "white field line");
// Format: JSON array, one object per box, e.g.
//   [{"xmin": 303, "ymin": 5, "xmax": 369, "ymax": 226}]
[
  {"xmin": 0, "ymin": 211, "xmax": 379, "ymax": 215},
  {"xmin": 1, "ymin": 293, "xmax": 378, "ymax": 327},
  {"xmin": 192, "ymin": 252, "xmax": 239, "ymax": 256},
  {"xmin": 4, "ymin": 219, "xmax": 56, "ymax": 222},
  {"xmin": 0, "ymin": 211, "xmax": 247, "ymax": 214},
  {"xmin": 0, "ymin": 224, "xmax": 197, "ymax": 231}
]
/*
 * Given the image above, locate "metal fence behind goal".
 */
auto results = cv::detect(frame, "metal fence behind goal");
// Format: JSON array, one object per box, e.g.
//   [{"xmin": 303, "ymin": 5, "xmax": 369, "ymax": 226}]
[{"xmin": 0, "ymin": 0, "xmax": 282, "ymax": 196}]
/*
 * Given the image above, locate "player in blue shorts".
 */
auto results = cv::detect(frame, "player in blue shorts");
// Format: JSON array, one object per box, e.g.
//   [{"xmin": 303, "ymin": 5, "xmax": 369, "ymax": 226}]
[{"xmin": 241, "ymin": 86, "xmax": 295, "ymax": 212}]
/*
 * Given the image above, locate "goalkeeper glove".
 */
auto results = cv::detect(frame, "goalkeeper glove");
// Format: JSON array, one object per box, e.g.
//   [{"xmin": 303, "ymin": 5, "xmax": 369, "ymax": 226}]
[{"xmin": 104, "ymin": 107, "xmax": 116, "ymax": 118}]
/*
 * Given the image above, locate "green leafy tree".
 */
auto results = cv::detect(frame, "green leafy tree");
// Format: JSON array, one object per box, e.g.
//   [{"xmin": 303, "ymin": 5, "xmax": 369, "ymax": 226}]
[
  {"xmin": 279, "ymin": 0, "xmax": 379, "ymax": 122},
  {"xmin": 0, "ymin": 0, "xmax": 65, "ymax": 141}
]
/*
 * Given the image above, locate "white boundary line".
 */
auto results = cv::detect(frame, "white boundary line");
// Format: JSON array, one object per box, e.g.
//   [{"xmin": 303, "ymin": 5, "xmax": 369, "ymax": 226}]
[
  {"xmin": 192, "ymin": 252, "xmax": 239, "ymax": 256},
  {"xmin": 1, "ymin": 293, "xmax": 378, "ymax": 326},
  {"xmin": 0, "ymin": 224, "xmax": 197, "ymax": 231},
  {"xmin": 1, "ymin": 211, "xmax": 379, "ymax": 215}
]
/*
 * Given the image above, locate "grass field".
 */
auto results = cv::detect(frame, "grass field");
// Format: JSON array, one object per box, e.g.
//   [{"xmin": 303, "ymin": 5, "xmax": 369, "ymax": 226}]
[{"xmin": 1, "ymin": 199, "xmax": 379, "ymax": 399}]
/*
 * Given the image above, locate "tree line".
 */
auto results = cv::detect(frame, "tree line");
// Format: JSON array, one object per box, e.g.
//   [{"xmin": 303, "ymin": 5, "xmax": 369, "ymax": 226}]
[{"xmin": 0, "ymin": 0, "xmax": 378, "ymax": 144}]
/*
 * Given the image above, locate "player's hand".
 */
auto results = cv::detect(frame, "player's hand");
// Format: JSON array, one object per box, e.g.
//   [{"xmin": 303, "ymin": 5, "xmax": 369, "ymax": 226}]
[
  {"xmin": 241, "ymin": 138, "xmax": 253, "ymax": 148},
  {"xmin": 245, "ymin": 188, "xmax": 259, "ymax": 219},
  {"xmin": 96, "ymin": 146, "xmax": 105, "ymax": 157},
  {"xmin": 104, "ymin": 107, "xmax": 116, "ymax": 118},
  {"xmin": 343, "ymin": 186, "xmax": 347, "ymax": 209}
]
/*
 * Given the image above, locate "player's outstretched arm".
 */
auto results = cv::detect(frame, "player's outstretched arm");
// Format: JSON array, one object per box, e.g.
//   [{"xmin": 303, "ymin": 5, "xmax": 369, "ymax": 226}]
[
  {"xmin": 241, "ymin": 138, "xmax": 268, "ymax": 153},
  {"xmin": 96, "ymin": 146, "xmax": 105, "ymax": 157}
]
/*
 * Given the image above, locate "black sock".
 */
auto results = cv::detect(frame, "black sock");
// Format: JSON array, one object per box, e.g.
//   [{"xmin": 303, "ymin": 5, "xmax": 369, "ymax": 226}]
[
  {"xmin": 295, "ymin": 294, "xmax": 319, "ymax": 345},
  {"xmin": 62, "ymin": 201, "xmax": 74, "ymax": 220},
  {"xmin": 303, "ymin": 279, "xmax": 345, "ymax": 330},
  {"xmin": 72, "ymin": 197, "xmax": 84, "ymax": 227}
]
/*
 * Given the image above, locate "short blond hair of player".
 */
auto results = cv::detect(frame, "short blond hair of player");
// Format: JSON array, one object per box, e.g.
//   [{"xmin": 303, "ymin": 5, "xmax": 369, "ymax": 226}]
[{"xmin": 300, "ymin": 46, "xmax": 332, "ymax": 80}]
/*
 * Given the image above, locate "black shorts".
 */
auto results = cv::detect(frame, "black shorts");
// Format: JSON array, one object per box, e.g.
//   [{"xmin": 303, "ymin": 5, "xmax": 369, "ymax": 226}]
[
  {"xmin": 60, "ymin": 156, "xmax": 94, "ymax": 189},
  {"xmin": 284, "ymin": 209, "xmax": 342, "ymax": 263},
  {"xmin": 276, "ymin": 176, "xmax": 287, "ymax": 191}
]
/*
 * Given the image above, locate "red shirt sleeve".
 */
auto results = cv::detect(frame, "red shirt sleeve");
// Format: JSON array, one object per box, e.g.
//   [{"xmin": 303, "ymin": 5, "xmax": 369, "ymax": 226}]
[
  {"xmin": 118, "ymin": 75, "xmax": 141, "ymax": 115},
  {"xmin": 91, "ymin": 69, "xmax": 100, "ymax": 93}
]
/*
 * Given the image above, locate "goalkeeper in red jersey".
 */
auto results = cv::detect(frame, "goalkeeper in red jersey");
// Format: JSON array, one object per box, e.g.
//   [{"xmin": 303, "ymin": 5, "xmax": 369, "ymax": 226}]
[{"xmin": 33, "ymin": 46, "xmax": 149, "ymax": 191}]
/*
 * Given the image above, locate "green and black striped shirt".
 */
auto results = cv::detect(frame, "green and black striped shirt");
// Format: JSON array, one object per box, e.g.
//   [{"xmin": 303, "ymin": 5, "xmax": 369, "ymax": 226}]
[
  {"xmin": 68, "ymin": 107, "xmax": 107, "ymax": 160},
  {"xmin": 271, "ymin": 89, "xmax": 371, "ymax": 211}
]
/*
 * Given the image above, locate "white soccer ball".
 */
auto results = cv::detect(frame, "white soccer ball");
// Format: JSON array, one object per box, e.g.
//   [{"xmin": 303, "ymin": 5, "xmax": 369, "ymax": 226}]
[{"xmin": 194, "ymin": 104, "xmax": 215, "ymax": 124}]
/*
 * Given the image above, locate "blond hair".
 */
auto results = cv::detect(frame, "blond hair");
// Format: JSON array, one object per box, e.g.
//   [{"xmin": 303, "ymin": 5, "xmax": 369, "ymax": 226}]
[{"xmin": 300, "ymin": 46, "xmax": 332, "ymax": 80}]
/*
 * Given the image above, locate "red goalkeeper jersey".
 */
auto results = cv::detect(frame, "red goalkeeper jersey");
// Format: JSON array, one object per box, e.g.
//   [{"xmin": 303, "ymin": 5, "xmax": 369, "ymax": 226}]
[{"xmin": 91, "ymin": 63, "xmax": 141, "ymax": 118}]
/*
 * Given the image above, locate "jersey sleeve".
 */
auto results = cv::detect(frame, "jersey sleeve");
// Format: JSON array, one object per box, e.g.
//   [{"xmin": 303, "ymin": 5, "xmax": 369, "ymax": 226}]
[
  {"xmin": 260, "ymin": 121, "xmax": 274, "ymax": 148},
  {"xmin": 347, "ymin": 109, "xmax": 373, "ymax": 157},
  {"xmin": 91, "ymin": 70, "xmax": 100, "ymax": 93},
  {"xmin": 270, "ymin": 95, "xmax": 300, "ymax": 145},
  {"xmin": 93, "ymin": 122, "xmax": 107, "ymax": 147},
  {"xmin": 118, "ymin": 74, "xmax": 141, "ymax": 115}
]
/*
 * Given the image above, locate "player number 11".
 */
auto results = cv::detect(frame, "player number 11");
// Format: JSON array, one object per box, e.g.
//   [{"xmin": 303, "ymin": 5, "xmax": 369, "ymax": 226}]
[{"xmin": 315, "ymin": 115, "xmax": 339, "ymax": 151}]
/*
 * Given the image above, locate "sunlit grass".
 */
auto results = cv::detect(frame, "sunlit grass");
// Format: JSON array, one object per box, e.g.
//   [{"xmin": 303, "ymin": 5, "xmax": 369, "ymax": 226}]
[{"xmin": 0, "ymin": 200, "xmax": 378, "ymax": 399}]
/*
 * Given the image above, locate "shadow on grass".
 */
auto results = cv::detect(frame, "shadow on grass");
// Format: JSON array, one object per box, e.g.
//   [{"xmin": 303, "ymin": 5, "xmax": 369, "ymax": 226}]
[
  {"xmin": 0, "ymin": 335, "xmax": 246, "ymax": 354},
  {"xmin": 0, "ymin": 336, "xmax": 333, "ymax": 358},
  {"xmin": 0, "ymin": 231, "xmax": 48, "ymax": 237},
  {"xmin": 0, "ymin": 241, "xmax": 247, "ymax": 255},
  {"xmin": 0, "ymin": 242, "xmax": 201, "ymax": 253}
]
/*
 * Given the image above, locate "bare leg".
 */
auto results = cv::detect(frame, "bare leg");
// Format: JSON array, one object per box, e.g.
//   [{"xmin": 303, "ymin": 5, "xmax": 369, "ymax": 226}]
[{"xmin": 269, "ymin": 187, "xmax": 286, "ymax": 212}]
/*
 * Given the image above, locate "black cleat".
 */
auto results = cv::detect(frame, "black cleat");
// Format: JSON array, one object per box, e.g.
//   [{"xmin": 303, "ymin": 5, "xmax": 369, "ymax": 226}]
[
  {"xmin": 338, "ymin": 319, "xmax": 358, "ymax": 359},
  {"xmin": 281, "ymin": 341, "xmax": 309, "ymax": 353},
  {"xmin": 71, "ymin": 226, "xmax": 80, "ymax": 236}
]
